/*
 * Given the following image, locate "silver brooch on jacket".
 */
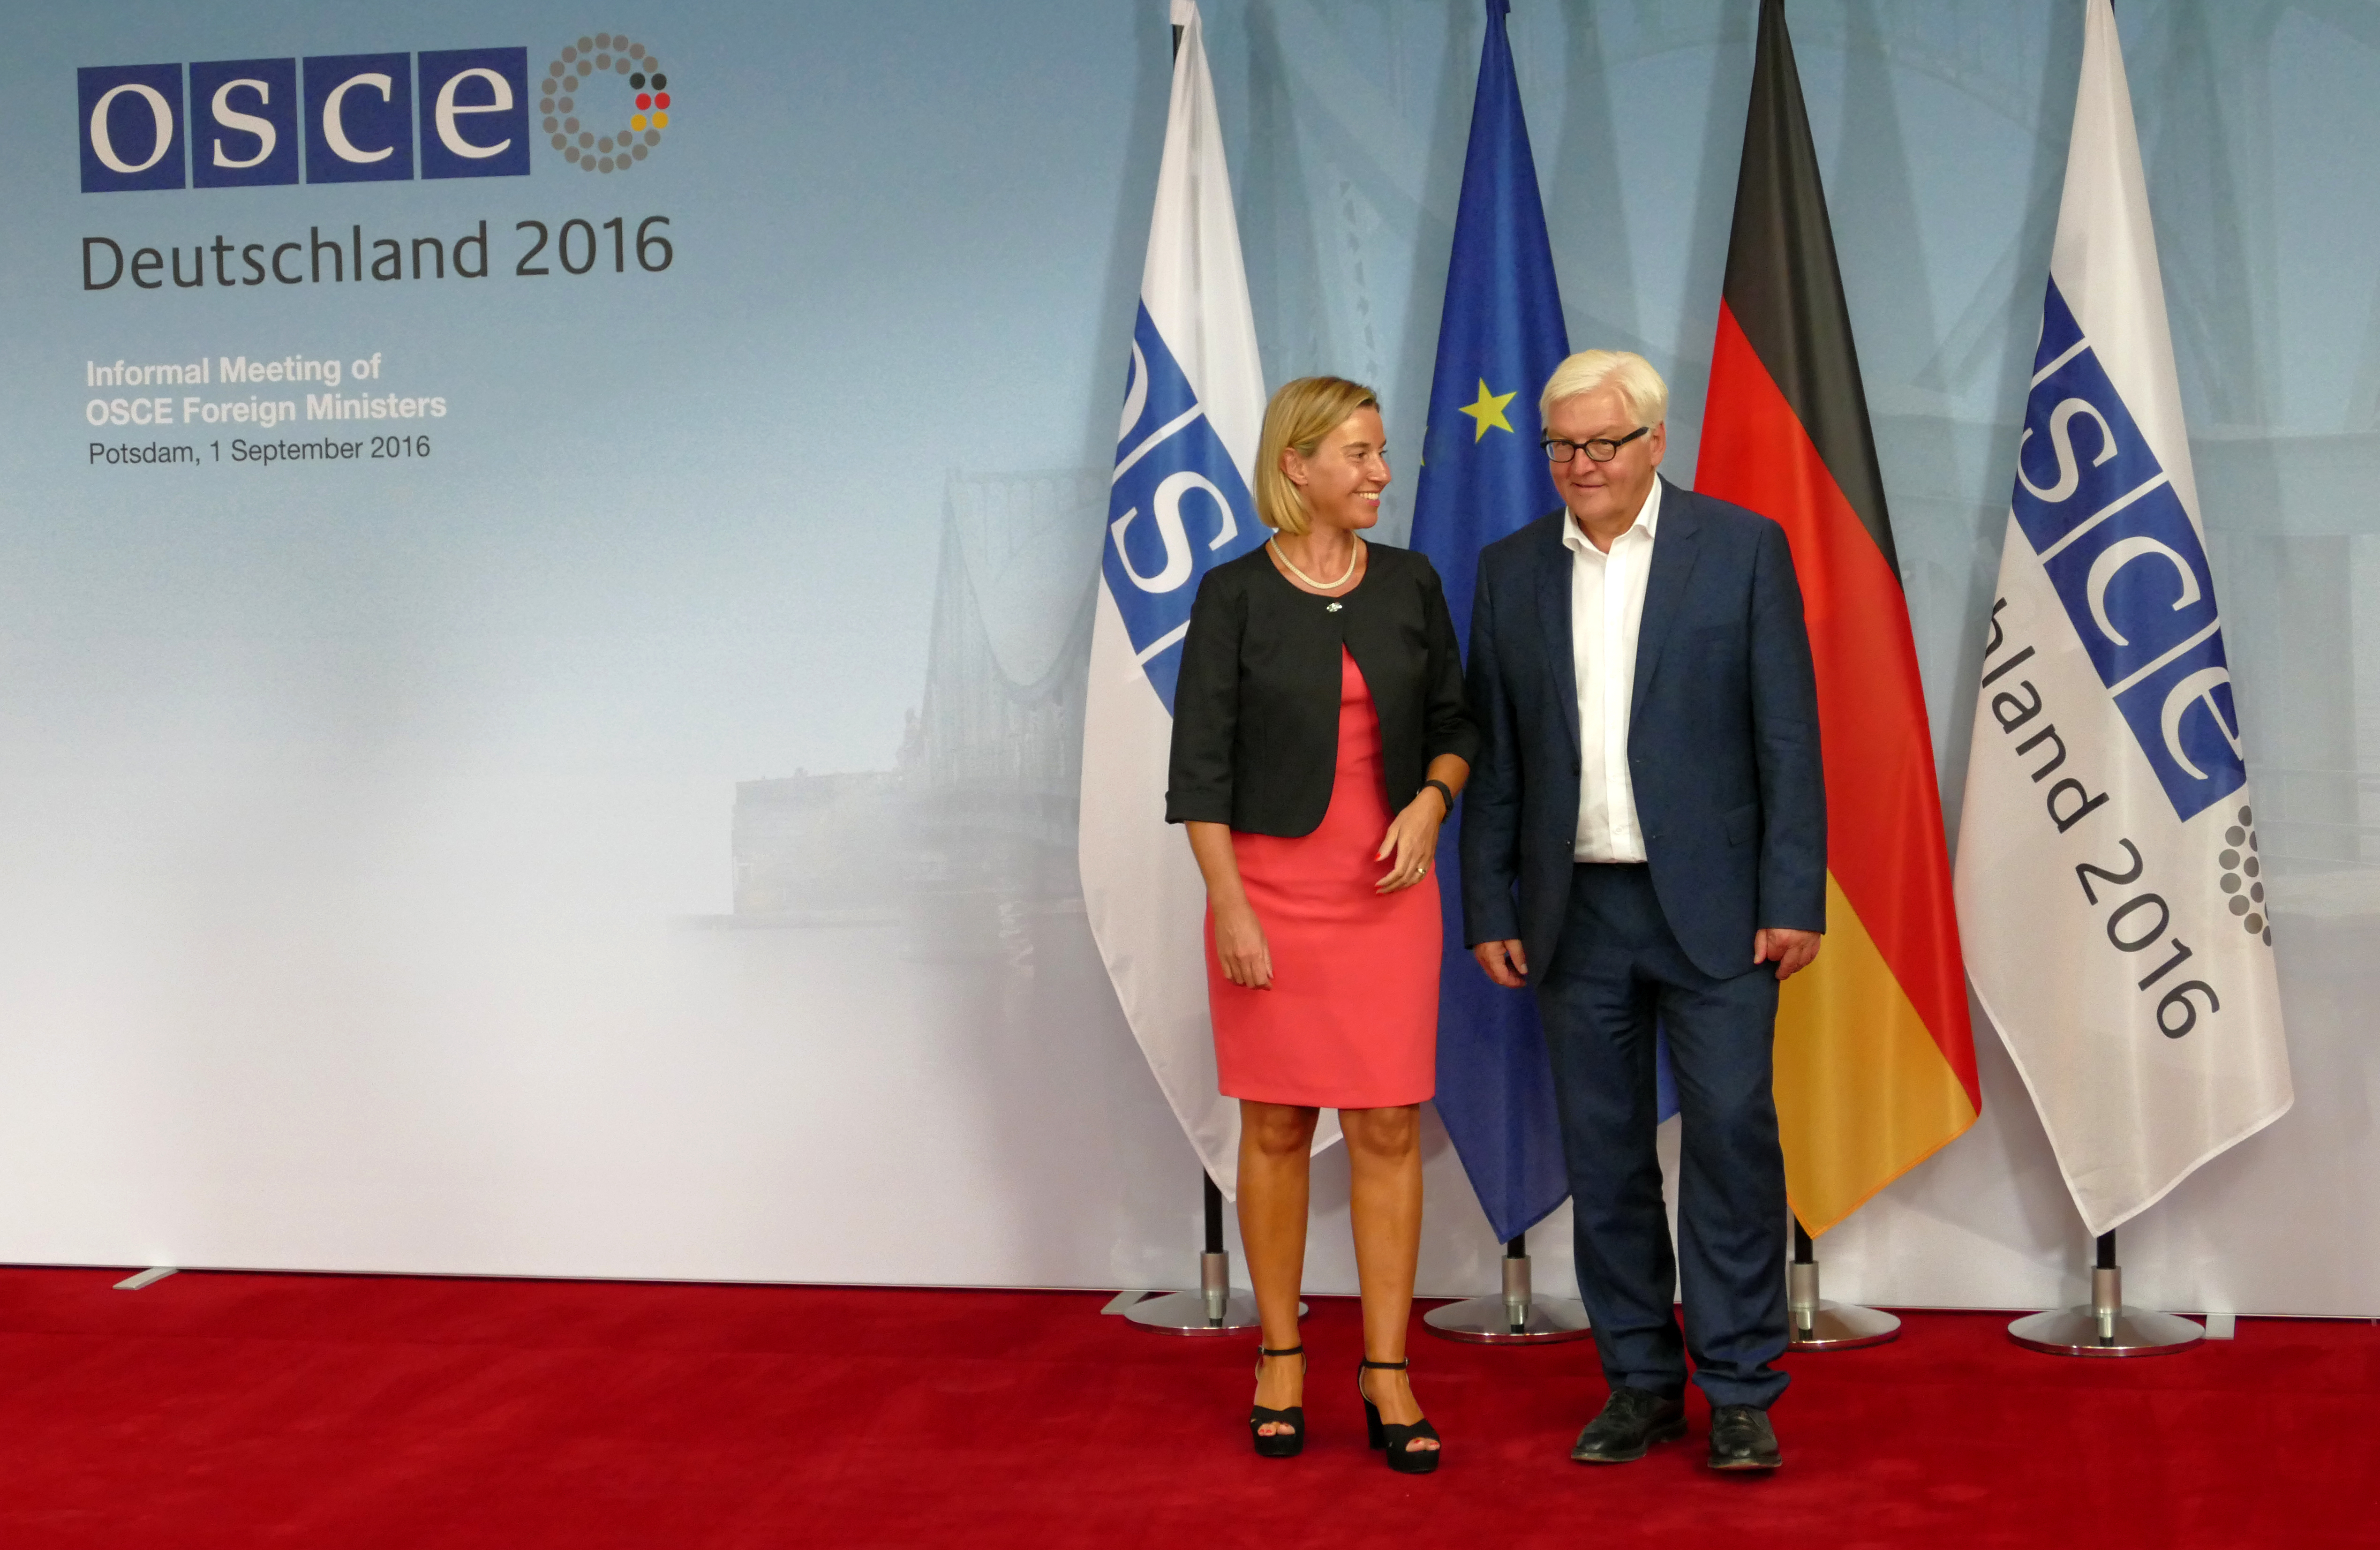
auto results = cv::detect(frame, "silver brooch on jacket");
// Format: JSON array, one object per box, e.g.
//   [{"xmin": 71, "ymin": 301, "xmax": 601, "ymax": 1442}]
[{"xmin": 1326, "ymin": 602, "xmax": 1343, "ymax": 612}]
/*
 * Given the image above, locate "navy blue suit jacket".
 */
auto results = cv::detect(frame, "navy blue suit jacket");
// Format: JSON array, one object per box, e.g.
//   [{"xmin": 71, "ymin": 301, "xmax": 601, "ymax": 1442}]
[{"xmin": 1460, "ymin": 479, "xmax": 1826, "ymax": 981}]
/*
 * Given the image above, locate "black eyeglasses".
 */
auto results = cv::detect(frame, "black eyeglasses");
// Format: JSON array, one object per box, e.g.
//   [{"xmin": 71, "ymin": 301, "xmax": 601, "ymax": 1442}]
[{"xmin": 1542, "ymin": 426, "xmax": 1650, "ymax": 464}]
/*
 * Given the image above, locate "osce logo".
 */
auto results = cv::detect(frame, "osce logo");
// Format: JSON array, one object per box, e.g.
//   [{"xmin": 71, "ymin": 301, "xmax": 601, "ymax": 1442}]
[
  {"xmin": 1105, "ymin": 302, "xmax": 1261, "ymax": 713},
  {"xmin": 2009, "ymin": 276, "xmax": 2246, "ymax": 824},
  {"xmin": 80, "ymin": 49, "xmax": 533, "ymax": 190}
]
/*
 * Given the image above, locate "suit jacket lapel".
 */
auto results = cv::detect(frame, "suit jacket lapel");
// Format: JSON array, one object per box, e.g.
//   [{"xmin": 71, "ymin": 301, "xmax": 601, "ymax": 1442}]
[
  {"xmin": 1631, "ymin": 480, "xmax": 1701, "ymax": 714},
  {"xmin": 1531, "ymin": 515, "xmax": 1582, "ymax": 757}
]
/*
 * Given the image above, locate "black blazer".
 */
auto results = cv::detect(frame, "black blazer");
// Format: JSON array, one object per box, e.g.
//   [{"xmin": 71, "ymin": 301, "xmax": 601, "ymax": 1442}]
[{"xmin": 1167, "ymin": 542, "xmax": 1478, "ymax": 836}]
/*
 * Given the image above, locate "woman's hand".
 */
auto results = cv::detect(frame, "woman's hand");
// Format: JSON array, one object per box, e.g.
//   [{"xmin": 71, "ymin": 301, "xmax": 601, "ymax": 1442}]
[
  {"xmin": 1185, "ymin": 822, "xmax": 1271, "ymax": 989},
  {"xmin": 1213, "ymin": 898, "xmax": 1274, "ymax": 989},
  {"xmin": 1374, "ymin": 791, "xmax": 1445, "ymax": 894}
]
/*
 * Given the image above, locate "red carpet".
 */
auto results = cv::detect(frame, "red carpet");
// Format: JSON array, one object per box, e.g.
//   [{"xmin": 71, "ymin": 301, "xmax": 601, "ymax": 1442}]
[{"xmin": 1, "ymin": 1267, "xmax": 2373, "ymax": 1547}]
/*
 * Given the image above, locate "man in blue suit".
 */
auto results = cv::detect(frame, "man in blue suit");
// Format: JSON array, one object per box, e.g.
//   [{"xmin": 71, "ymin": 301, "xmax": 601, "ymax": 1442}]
[{"xmin": 1462, "ymin": 351, "xmax": 1824, "ymax": 1472}]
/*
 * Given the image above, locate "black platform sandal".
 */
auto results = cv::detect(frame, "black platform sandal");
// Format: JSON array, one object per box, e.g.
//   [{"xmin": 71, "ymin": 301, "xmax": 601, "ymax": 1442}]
[
  {"xmin": 1359, "ymin": 1357, "xmax": 1441, "ymax": 1474},
  {"xmin": 1249, "ymin": 1345, "xmax": 1306, "ymax": 1458}
]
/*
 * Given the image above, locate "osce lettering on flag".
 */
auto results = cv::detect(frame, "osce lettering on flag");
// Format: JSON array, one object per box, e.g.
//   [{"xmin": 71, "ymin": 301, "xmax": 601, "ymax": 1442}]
[
  {"xmin": 1956, "ymin": 0, "xmax": 2288, "ymax": 1239},
  {"xmin": 1104, "ymin": 304, "xmax": 1257, "ymax": 710},
  {"xmin": 2004, "ymin": 280, "xmax": 2244, "ymax": 828},
  {"xmin": 1978, "ymin": 286, "xmax": 2251, "ymax": 1027},
  {"xmin": 1079, "ymin": 0, "xmax": 1314, "ymax": 1197}
]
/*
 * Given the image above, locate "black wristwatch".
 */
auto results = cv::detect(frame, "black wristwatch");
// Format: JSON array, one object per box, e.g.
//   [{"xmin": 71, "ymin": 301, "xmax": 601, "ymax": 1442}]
[{"xmin": 1423, "ymin": 778, "xmax": 1455, "ymax": 817}]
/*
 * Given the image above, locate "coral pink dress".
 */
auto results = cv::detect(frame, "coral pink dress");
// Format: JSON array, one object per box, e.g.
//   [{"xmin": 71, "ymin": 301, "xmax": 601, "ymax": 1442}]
[{"xmin": 1206, "ymin": 648, "xmax": 1440, "ymax": 1108}]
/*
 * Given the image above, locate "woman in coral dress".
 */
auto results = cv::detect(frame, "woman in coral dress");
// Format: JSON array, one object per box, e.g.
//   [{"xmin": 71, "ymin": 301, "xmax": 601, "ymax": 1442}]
[{"xmin": 1167, "ymin": 377, "xmax": 1476, "ymax": 1472}]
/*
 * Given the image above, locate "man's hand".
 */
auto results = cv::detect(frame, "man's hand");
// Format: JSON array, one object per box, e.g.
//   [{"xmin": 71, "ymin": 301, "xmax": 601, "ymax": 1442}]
[
  {"xmin": 1753, "ymin": 927, "xmax": 1821, "ymax": 981},
  {"xmin": 1474, "ymin": 939, "xmax": 1529, "ymax": 988}
]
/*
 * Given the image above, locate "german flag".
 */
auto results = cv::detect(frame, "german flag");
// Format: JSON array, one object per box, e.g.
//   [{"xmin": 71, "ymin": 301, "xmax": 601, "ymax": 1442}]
[{"xmin": 1693, "ymin": 0, "xmax": 1979, "ymax": 1234}]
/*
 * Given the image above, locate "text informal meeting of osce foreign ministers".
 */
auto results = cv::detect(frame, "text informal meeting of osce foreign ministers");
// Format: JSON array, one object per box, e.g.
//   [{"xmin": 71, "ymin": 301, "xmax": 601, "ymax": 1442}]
[{"xmin": 18, "ymin": 0, "xmax": 2367, "ymax": 1545}]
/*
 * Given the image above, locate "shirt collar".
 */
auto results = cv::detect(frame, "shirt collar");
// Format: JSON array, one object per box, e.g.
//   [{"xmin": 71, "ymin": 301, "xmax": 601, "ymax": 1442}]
[{"xmin": 1561, "ymin": 475, "xmax": 1663, "ymax": 555}]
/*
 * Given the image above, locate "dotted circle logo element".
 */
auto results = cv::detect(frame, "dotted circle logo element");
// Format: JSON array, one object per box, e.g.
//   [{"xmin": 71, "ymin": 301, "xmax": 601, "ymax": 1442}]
[
  {"xmin": 2215, "ymin": 804, "xmax": 2269, "ymax": 945},
  {"xmin": 541, "ymin": 33, "xmax": 672, "ymax": 174}
]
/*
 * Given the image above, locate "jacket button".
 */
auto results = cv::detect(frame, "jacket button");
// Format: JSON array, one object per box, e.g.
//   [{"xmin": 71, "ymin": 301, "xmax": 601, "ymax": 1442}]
[{"xmin": 1571, "ymin": 758, "xmax": 1582, "ymax": 775}]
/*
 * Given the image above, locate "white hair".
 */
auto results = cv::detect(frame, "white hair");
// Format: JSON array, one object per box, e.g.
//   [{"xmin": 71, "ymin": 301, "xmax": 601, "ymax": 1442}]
[{"xmin": 1539, "ymin": 350, "xmax": 1669, "ymax": 428}]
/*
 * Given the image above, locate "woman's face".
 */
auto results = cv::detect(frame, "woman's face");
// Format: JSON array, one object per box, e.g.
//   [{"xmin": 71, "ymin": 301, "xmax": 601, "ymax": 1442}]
[{"xmin": 1284, "ymin": 406, "xmax": 1389, "ymax": 533}]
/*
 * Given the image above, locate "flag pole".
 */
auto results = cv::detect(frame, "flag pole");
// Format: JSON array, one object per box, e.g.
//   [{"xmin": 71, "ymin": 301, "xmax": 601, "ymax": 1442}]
[
  {"xmin": 1423, "ymin": 1232, "xmax": 1592, "ymax": 1345},
  {"xmin": 1959, "ymin": 0, "xmax": 2288, "ymax": 1352},
  {"xmin": 2007, "ymin": 1226, "xmax": 2205, "ymax": 1356},
  {"xmin": 1784, "ymin": 1219, "xmax": 1899, "ymax": 1351},
  {"xmin": 1119, "ymin": 1171, "xmax": 1303, "ymax": 1334},
  {"xmin": 1405, "ymin": 0, "xmax": 1589, "ymax": 1347},
  {"xmin": 1088, "ymin": 0, "xmax": 1299, "ymax": 1333},
  {"xmin": 1702, "ymin": 0, "xmax": 1983, "ymax": 1352}
]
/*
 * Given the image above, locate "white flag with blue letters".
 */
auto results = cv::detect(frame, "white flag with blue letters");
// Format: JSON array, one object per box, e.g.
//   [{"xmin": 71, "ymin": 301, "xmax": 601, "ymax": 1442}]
[
  {"xmin": 1955, "ymin": 0, "xmax": 2290, "ymax": 1237},
  {"xmin": 1080, "ymin": 0, "xmax": 1336, "ymax": 1196}
]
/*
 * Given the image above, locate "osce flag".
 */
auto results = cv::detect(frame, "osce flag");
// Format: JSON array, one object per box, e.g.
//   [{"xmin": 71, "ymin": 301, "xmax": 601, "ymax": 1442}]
[
  {"xmin": 1954, "ymin": 0, "xmax": 2290, "ymax": 1236},
  {"xmin": 1081, "ymin": 1, "xmax": 1334, "ymax": 1196},
  {"xmin": 1407, "ymin": 0, "xmax": 1574, "ymax": 1246}
]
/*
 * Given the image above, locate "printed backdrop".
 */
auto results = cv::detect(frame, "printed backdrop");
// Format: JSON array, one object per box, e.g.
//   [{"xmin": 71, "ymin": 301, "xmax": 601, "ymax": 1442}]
[{"xmin": 4, "ymin": 0, "xmax": 2376, "ymax": 1315}]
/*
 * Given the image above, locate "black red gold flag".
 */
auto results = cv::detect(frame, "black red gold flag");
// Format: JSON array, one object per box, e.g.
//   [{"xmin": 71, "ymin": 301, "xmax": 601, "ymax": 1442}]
[{"xmin": 1695, "ymin": 0, "xmax": 1981, "ymax": 1232}]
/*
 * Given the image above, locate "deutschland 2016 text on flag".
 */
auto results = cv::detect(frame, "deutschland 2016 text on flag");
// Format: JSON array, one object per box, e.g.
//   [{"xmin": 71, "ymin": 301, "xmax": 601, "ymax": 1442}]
[
  {"xmin": 1955, "ymin": 0, "xmax": 2289, "ymax": 1236},
  {"xmin": 1081, "ymin": 1, "xmax": 1330, "ymax": 1196},
  {"xmin": 1695, "ymin": 0, "xmax": 1978, "ymax": 1235},
  {"xmin": 1407, "ymin": 0, "xmax": 1574, "ymax": 1245}
]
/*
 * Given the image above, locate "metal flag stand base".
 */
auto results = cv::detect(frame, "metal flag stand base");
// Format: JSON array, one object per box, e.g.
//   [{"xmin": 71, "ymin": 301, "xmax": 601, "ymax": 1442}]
[
  {"xmin": 2008, "ymin": 1230, "xmax": 2204, "ymax": 1357},
  {"xmin": 1786, "ymin": 1220, "xmax": 1899, "ymax": 1351},
  {"xmin": 1120, "ymin": 1172, "xmax": 1304, "ymax": 1336},
  {"xmin": 1424, "ymin": 1234, "xmax": 1594, "ymax": 1344}
]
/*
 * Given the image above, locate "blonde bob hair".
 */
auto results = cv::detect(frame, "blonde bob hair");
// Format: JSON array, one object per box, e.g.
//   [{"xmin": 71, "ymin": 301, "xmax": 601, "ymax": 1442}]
[
  {"xmin": 1539, "ymin": 350, "xmax": 1669, "ymax": 429},
  {"xmin": 1255, "ymin": 375, "xmax": 1381, "ymax": 536}
]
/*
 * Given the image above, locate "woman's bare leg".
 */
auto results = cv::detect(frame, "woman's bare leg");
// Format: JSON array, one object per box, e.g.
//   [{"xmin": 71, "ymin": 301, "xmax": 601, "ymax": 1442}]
[
  {"xmin": 1238, "ymin": 1099, "xmax": 1318, "ymax": 1433},
  {"xmin": 1342, "ymin": 1103, "xmax": 1435, "ymax": 1450}
]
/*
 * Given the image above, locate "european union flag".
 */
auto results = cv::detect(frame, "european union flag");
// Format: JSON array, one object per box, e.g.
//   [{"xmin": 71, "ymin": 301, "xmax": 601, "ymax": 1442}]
[{"xmin": 1408, "ymin": 0, "xmax": 1571, "ymax": 1245}]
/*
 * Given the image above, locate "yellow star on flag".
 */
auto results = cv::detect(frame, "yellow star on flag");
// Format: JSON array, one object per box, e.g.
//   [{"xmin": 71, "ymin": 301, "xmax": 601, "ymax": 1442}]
[{"xmin": 1457, "ymin": 378, "xmax": 1516, "ymax": 441}]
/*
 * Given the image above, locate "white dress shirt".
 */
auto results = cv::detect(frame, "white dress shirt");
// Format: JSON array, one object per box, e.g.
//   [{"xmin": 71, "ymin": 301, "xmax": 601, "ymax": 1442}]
[{"xmin": 1564, "ymin": 477, "xmax": 1661, "ymax": 862}]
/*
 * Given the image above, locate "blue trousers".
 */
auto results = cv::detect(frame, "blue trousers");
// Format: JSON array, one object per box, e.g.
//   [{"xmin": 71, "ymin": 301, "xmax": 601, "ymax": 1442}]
[{"xmin": 1534, "ymin": 863, "xmax": 1790, "ymax": 1409}]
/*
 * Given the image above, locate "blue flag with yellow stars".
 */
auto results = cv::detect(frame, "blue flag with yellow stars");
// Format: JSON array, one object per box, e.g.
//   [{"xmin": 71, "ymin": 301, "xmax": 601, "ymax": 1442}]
[{"xmin": 1408, "ymin": 0, "xmax": 1575, "ymax": 1245}]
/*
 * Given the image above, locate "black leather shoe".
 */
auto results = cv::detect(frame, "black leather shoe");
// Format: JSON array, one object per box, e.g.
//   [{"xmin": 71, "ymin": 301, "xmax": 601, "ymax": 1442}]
[
  {"xmin": 1569, "ymin": 1386, "xmax": 1687, "ymax": 1463},
  {"xmin": 1707, "ymin": 1404, "xmax": 1782, "ymax": 1470}
]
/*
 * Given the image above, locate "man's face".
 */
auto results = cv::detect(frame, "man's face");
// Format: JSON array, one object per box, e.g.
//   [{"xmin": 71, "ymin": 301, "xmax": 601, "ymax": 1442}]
[{"xmin": 1545, "ymin": 386, "xmax": 1665, "ymax": 534}]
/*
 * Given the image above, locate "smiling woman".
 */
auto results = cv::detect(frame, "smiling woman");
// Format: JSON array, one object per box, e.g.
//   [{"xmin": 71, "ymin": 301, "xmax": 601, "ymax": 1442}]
[
  {"xmin": 1253, "ymin": 376, "xmax": 1385, "ymax": 540},
  {"xmin": 1166, "ymin": 374, "xmax": 1478, "ymax": 1472}
]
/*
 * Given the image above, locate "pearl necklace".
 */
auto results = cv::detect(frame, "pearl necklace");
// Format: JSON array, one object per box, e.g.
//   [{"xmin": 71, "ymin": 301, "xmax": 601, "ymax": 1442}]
[{"xmin": 1269, "ymin": 535, "xmax": 1362, "ymax": 592}]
